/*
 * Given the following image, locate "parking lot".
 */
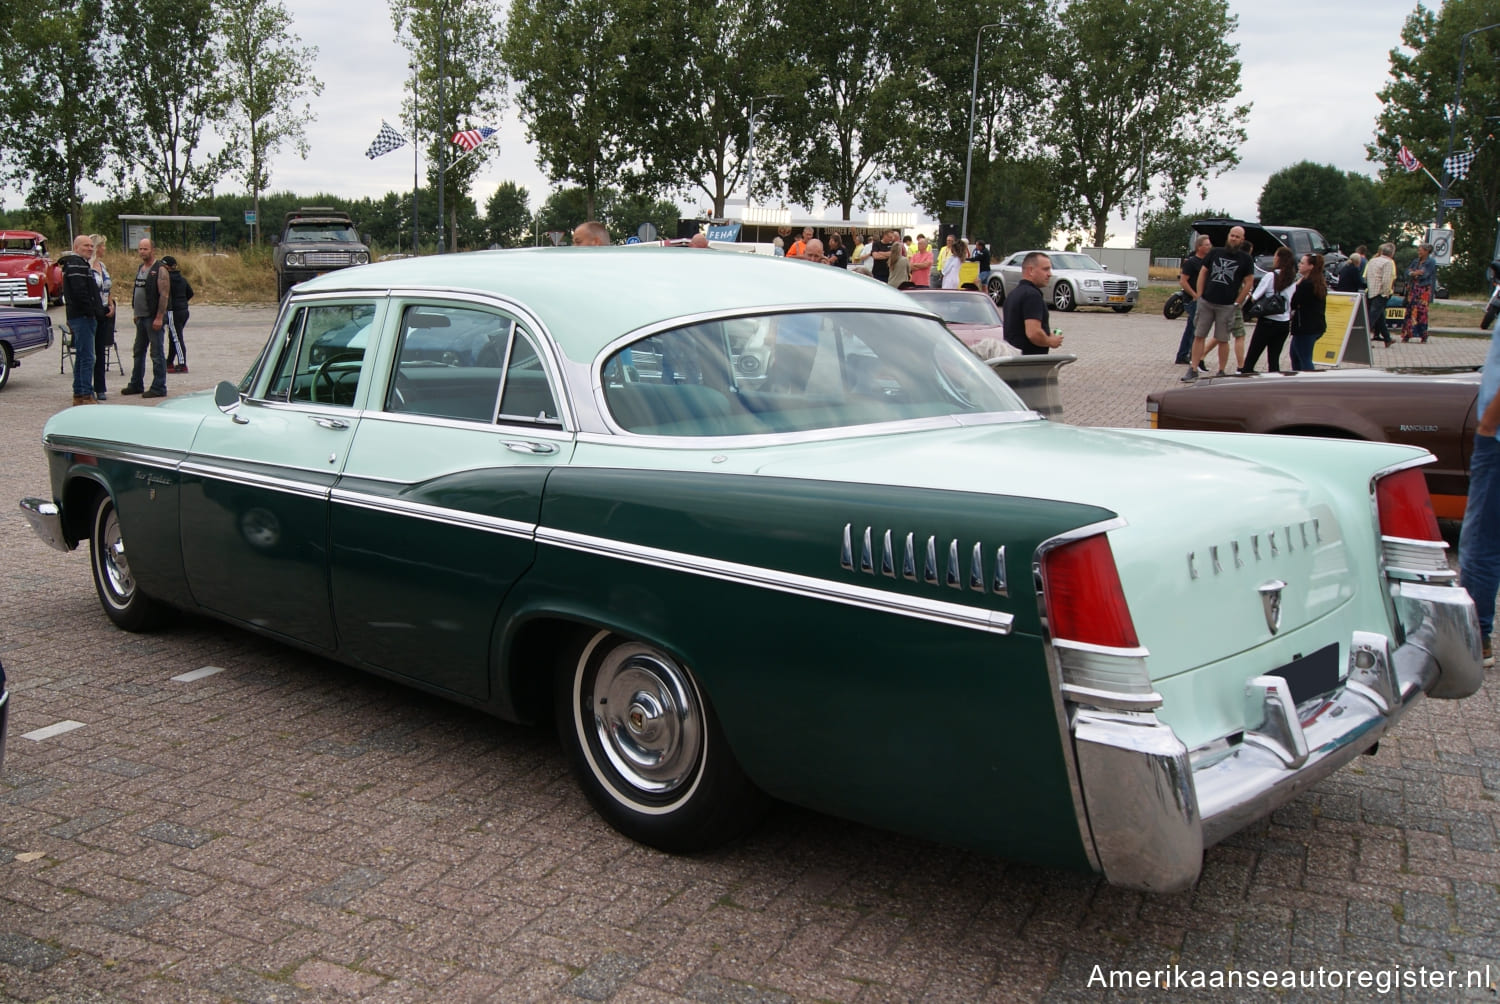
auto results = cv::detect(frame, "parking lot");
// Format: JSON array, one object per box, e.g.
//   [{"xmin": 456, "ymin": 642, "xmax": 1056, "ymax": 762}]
[{"xmin": 2, "ymin": 300, "xmax": 1499, "ymax": 1002}]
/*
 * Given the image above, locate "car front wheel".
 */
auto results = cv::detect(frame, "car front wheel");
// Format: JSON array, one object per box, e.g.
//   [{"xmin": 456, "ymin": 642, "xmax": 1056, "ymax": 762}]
[
  {"xmin": 1053, "ymin": 282, "xmax": 1076, "ymax": 312},
  {"xmin": 0, "ymin": 343, "xmax": 11, "ymax": 390},
  {"xmin": 89, "ymin": 493, "xmax": 166, "ymax": 631},
  {"xmin": 987, "ymin": 275, "xmax": 1005, "ymax": 305},
  {"xmin": 557, "ymin": 630, "xmax": 765, "ymax": 852}
]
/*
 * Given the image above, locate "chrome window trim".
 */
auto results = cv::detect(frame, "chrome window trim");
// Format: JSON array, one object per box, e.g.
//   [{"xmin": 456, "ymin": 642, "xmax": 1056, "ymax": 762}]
[
  {"xmin": 358, "ymin": 408, "xmax": 576, "ymax": 438},
  {"xmin": 573, "ymin": 410, "xmax": 1039, "ymax": 452},
  {"xmin": 587, "ymin": 303, "xmax": 1031, "ymax": 443},
  {"xmin": 277, "ymin": 287, "xmax": 578, "ymax": 431},
  {"xmin": 329, "ymin": 488, "xmax": 536, "ymax": 539},
  {"xmin": 535, "ymin": 526, "xmax": 1015, "ymax": 636}
]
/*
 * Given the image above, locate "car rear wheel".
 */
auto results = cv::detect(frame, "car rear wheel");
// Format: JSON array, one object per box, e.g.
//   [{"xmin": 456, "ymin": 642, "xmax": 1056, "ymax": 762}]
[
  {"xmin": 557, "ymin": 630, "xmax": 766, "ymax": 852},
  {"xmin": 1053, "ymin": 282, "xmax": 1076, "ymax": 312},
  {"xmin": 987, "ymin": 275, "xmax": 1006, "ymax": 305},
  {"xmin": 89, "ymin": 494, "xmax": 166, "ymax": 631}
]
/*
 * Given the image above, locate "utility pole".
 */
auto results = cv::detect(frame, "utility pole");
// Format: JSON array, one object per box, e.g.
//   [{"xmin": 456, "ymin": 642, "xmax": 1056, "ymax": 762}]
[{"xmin": 436, "ymin": 0, "xmax": 447, "ymax": 253}]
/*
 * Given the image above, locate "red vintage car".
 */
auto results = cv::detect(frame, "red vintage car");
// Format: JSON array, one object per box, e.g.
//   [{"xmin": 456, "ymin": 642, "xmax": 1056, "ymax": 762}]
[{"xmin": 0, "ymin": 230, "xmax": 64, "ymax": 309}]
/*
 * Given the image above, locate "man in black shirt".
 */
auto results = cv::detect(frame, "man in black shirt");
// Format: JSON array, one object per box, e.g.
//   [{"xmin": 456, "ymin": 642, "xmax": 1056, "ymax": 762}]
[
  {"xmin": 1184, "ymin": 226, "xmax": 1253, "ymax": 381},
  {"xmin": 1174, "ymin": 235, "xmax": 1211, "ymax": 365},
  {"xmin": 869, "ymin": 230, "xmax": 894, "ymax": 283},
  {"xmin": 971, "ymin": 240, "xmax": 992, "ymax": 289},
  {"xmin": 1002, "ymin": 252, "xmax": 1065, "ymax": 355}
]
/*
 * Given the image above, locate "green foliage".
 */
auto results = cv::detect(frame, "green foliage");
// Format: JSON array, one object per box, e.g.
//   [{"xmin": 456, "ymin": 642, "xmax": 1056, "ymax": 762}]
[
  {"xmin": 1371, "ymin": 0, "xmax": 1500, "ymax": 278},
  {"xmin": 1137, "ymin": 206, "xmax": 1233, "ymax": 259},
  {"xmin": 633, "ymin": 0, "xmax": 791, "ymax": 215},
  {"xmin": 503, "ymin": 0, "xmax": 655, "ymax": 219},
  {"xmin": 534, "ymin": 187, "xmax": 679, "ymax": 243},
  {"xmin": 392, "ymin": 0, "xmax": 508, "ymax": 253},
  {"xmin": 215, "ymin": 0, "xmax": 324, "ymax": 245},
  {"xmin": 1045, "ymin": 0, "xmax": 1249, "ymax": 247},
  {"xmin": 106, "ymin": 0, "xmax": 235, "ymax": 216},
  {"xmin": 1257, "ymin": 162, "xmax": 1392, "ymax": 252},
  {"xmin": 0, "ymin": 0, "xmax": 116, "ymax": 229},
  {"xmin": 484, "ymin": 182, "xmax": 532, "ymax": 248}
]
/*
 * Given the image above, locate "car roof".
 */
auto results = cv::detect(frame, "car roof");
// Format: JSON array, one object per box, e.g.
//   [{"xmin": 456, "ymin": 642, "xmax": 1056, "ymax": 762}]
[
  {"xmin": 0, "ymin": 231, "xmax": 45, "ymax": 242},
  {"xmin": 295, "ymin": 246, "xmax": 926, "ymax": 362}
]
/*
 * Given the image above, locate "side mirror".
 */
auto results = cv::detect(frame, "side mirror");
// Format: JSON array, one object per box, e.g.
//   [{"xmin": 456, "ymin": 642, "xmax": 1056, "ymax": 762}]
[{"xmin": 215, "ymin": 380, "xmax": 248, "ymax": 424}]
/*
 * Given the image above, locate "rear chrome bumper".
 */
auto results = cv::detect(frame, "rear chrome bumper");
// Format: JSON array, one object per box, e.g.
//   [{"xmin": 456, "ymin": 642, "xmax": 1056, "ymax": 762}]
[
  {"xmin": 1072, "ymin": 579, "xmax": 1480, "ymax": 893},
  {"xmin": 20, "ymin": 497, "xmax": 71, "ymax": 552}
]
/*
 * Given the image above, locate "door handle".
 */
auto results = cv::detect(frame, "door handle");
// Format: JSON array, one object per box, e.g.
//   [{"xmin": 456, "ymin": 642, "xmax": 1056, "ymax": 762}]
[
  {"xmin": 309, "ymin": 415, "xmax": 349, "ymax": 430},
  {"xmin": 502, "ymin": 440, "xmax": 557, "ymax": 455}
]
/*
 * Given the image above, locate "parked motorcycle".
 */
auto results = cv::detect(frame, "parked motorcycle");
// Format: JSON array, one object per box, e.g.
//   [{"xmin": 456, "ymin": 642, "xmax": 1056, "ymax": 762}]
[{"xmin": 1163, "ymin": 291, "xmax": 1188, "ymax": 320}]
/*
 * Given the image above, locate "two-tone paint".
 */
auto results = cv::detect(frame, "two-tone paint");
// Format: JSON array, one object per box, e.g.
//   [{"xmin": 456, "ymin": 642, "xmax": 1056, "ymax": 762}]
[{"xmin": 20, "ymin": 247, "xmax": 1484, "ymax": 891}]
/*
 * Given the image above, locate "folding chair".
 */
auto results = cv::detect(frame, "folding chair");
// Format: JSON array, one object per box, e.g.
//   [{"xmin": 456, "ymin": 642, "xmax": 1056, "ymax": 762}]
[{"xmin": 58, "ymin": 321, "xmax": 125, "ymax": 376}]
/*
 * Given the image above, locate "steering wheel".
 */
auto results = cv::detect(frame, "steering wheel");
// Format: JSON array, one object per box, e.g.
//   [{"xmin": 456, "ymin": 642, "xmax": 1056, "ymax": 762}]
[{"xmin": 312, "ymin": 351, "xmax": 363, "ymax": 404}]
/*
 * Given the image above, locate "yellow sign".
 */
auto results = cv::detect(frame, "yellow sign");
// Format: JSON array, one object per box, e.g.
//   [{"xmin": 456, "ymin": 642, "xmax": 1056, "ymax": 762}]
[
  {"xmin": 959, "ymin": 261, "xmax": 980, "ymax": 288},
  {"xmin": 1312, "ymin": 294, "xmax": 1359, "ymax": 365}
]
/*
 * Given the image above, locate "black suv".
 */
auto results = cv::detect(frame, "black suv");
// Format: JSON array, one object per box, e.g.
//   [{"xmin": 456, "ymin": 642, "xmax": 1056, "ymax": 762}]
[
  {"xmin": 1191, "ymin": 218, "xmax": 1347, "ymax": 279},
  {"xmin": 273, "ymin": 208, "xmax": 371, "ymax": 299}
]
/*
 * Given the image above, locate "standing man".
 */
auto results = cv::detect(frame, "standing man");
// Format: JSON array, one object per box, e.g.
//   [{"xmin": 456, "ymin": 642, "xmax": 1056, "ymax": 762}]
[
  {"xmin": 121, "ymin": 238, "xmax": 171, "ymax": 399},
  {"xmin": 971, "ymin": 240, "xmax": 992, "ymax": 291},
  {"xmin": 1173, "ymin": 235, "xmax": 1212, "ymax": 366},
  {"xmin": 58, "ymin": 234, "xmax": 108, "ymax": 406},
  {"xmin": 1365, "ymin": 243, "xmax": 1396, "ymax": 346},
  {"xmin": 866, "ymin": 230, "xmax": 894, "ymax": 283},
  {"xmin": 1462, "ymin": 319, "xmax": 1500, "ymax": 666},
  {"xmin": 572, "ymin": 221, "xmax": 609, "ymax": 245},
  {"xmin": 1001, "ymin": 252, "xmax": 1065, "ymax": 355},
  {"xmin": 1183, "ymin": 225, "xmax": 1254, "ymax": 381}
]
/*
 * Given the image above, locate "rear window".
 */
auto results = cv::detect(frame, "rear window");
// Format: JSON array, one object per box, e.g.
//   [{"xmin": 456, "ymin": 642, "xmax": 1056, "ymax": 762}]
[{"xmin": 601, "ymin": 310, "xmax": 1025, "ymax": 437}]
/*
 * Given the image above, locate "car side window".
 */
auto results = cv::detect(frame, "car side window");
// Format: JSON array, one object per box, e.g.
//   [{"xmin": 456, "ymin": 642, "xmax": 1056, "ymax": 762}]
[
  {"xmin": 265, "ymin": 302, "xmax": 376, "ymax": 407},
  {"xmin": 382, "ymin": 303, "xmax": 560, "ymax": 427}
]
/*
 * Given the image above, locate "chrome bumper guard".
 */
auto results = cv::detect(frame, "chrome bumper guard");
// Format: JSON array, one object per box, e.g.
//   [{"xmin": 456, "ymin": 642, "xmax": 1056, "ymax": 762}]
[
  {"xmin": 19, "ymin": 497, "xmax": 71, "ymax": 553},
  {"xmin": 1073, "ymin": 580, "xmax": 1481, "ymax": 893}
]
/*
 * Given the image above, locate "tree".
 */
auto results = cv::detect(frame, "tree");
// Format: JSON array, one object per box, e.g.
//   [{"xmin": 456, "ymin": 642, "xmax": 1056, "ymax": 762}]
[
  {"xmin": 896, "ymin": 2, "xmax": 1058, "ymax": 248},
  {"xmin": 1044, "ymin": 0, "xmax": 1249, "ymax": 247},
  {"xmin": 1258, "ymin": 162, "xmax": 1391, "ymax": 252},
  {"xmin": 633, "ymin": 0, "xmax": 788, "ymax": 216},
  {"xmin": 1370, "ymin": 0, "xmax": 1500, "ymax": 276},
  {"xmin": 484, "ymin": 182, "xmax": 532, "ymax": 247},
  {"xmin": 216, "ymin": 0, "xmax": 323, "ymax": 246},
  {"xmin": 392, "ymin": 0, "xmax": 507, "ymax": 252},
  {"xmin": 1137, "ymin": 206, "xmax": 1233, "ymax": 259},
  {"xmin": 107, "ymin": 0, "xmax": 234, "ymax": 226},
  {"xmin": 504, "ymin": 0, "xmax": 654, "ymax": 219},
  {"xmin": 759, "ymin": 4, "xmax": 923, "ymax": 218},
  {"xmin": 0, "ymin": 0, "xmax": 116, "ymax": 232}
]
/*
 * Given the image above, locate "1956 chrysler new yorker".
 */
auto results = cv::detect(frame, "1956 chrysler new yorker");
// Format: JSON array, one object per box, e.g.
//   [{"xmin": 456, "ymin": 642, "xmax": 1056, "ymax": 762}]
[{"xmin": 20, "ymin": 248, "xmax": 1483, "ymax": 892}]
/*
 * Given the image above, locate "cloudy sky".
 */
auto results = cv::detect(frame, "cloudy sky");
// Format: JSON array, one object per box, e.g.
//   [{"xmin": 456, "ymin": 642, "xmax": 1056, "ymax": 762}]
[{"xmin": 4, "ymin": 1, "xmax": 1426, "ymax": 243}]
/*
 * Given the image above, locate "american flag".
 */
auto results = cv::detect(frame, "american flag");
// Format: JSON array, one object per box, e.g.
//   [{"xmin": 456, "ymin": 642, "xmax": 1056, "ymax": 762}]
[
  {"xmin": 1445, "ymin": 150, "xmax": 1476, "ymax": 181},
  {"xmin": 365, "ymin": 120, "xmax": 407, "ymax": 159},
  {"xmin": 452, "ymin": 127, "xmax": 496, "ymax": 151},
  {"xmin": 1397, "ymin": 145, "xmax": 1421, "ymax": 173}
]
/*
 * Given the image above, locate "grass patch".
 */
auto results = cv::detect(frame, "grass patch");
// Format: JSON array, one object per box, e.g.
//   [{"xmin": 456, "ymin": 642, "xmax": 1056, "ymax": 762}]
[{"xmin": 96, "ymin": 246, "xmax": 279, "ymax": 305}]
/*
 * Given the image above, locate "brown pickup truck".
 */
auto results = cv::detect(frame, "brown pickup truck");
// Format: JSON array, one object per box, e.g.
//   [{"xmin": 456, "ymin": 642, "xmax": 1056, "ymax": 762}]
[{"xmin": 1148, "ymin": 366, "xmax": 1479, "ymax": 520}]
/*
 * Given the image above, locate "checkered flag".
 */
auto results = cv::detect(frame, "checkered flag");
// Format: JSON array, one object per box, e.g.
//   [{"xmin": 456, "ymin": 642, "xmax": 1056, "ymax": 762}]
[
  {"xmin": 364, "ymin": 120, "xmax": 407, "ymax": 160},
  {"xmin": 1444, "ymin": 149, "xmax": 1476, "ymax": 181}
]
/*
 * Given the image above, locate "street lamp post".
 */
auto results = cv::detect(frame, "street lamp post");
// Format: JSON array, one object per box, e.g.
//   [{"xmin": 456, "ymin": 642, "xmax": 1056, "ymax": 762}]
[
  {"xmin": 745, "ymin": 94, "xmax": 781, "ymax": 208},
  {"xmin": 1437, "ymin": 22, "xmax": 1500, "ymax": 228},
  {"xmin": 962, "ymin": 22, "xmax": 1008, "ymax": 243}
]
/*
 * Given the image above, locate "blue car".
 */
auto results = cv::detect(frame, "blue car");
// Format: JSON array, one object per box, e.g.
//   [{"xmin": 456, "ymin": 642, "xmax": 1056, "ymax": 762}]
[{"xmin": 0, "ymin": 304, "xmax": 54, "ymax": 391}]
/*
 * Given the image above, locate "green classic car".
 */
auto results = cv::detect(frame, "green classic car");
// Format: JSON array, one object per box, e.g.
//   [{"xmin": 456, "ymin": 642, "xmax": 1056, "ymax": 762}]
[{"xmin": 20, "ymin": 248, "xmax": 1483, "ymax": 892}]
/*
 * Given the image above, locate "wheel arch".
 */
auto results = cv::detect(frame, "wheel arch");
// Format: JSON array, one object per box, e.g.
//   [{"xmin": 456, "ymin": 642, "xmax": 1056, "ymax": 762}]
[{"xmin": 61, "ymin": 472, "xmax": 110, "ymax": 545}]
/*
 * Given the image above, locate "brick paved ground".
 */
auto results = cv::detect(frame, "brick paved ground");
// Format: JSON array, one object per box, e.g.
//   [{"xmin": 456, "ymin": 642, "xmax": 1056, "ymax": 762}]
[{"xmin": 2, "ymin": 299, "xmax": 1499, "ymax": 1002}]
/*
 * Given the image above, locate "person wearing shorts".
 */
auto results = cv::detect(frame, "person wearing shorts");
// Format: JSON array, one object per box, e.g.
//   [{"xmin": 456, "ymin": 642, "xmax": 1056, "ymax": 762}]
[{"xmin": 1183, "ymin": 225, "xmax": 1254, "ymax": 381}]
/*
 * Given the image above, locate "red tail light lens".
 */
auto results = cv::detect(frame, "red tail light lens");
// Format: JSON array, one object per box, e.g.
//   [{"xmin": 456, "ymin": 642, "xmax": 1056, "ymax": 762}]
[
  {"xmin": 1375, "ymin": 468, "xmax": 1440, "ymax": 541},
  {"xmin": 1041, "ymin": 533, "xmax": 1140, "ymax": 648}
]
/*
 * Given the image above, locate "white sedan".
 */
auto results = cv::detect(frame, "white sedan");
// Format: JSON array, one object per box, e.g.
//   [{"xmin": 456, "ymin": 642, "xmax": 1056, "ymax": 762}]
[{"xmin": 992, "ymin": 250, "xmax": 1139, "ymax": 313}]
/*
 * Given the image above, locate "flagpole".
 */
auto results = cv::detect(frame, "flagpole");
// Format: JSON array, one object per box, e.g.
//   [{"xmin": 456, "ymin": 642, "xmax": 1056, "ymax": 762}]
[
  {"xmin": 1439, "ymin": 23, "xmax": 1500, "ymax": 227},
  {"xmin": 410, "ymin": 64, "xmax": 420, "ymax": 255}
]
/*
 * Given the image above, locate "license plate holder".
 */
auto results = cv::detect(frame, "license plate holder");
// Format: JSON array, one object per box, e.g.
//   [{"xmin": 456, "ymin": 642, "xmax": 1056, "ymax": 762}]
[
  {"xmin": 1107, "ymin": 295, "xmax": 1126, "ymax": 303},
  {"xmin": 1268, "ymin": 642, "xmax": 1341, "ymax": 706}
]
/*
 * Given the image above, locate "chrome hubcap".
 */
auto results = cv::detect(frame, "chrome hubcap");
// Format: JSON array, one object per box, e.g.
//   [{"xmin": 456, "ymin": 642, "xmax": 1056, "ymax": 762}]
[
  {"xmin": 590, "ymin": 644, "xmax": 701, "ymax": 795},
  {"xmin": 101, "ymin": 509, "xmax": 134, "ymax": 601}
]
